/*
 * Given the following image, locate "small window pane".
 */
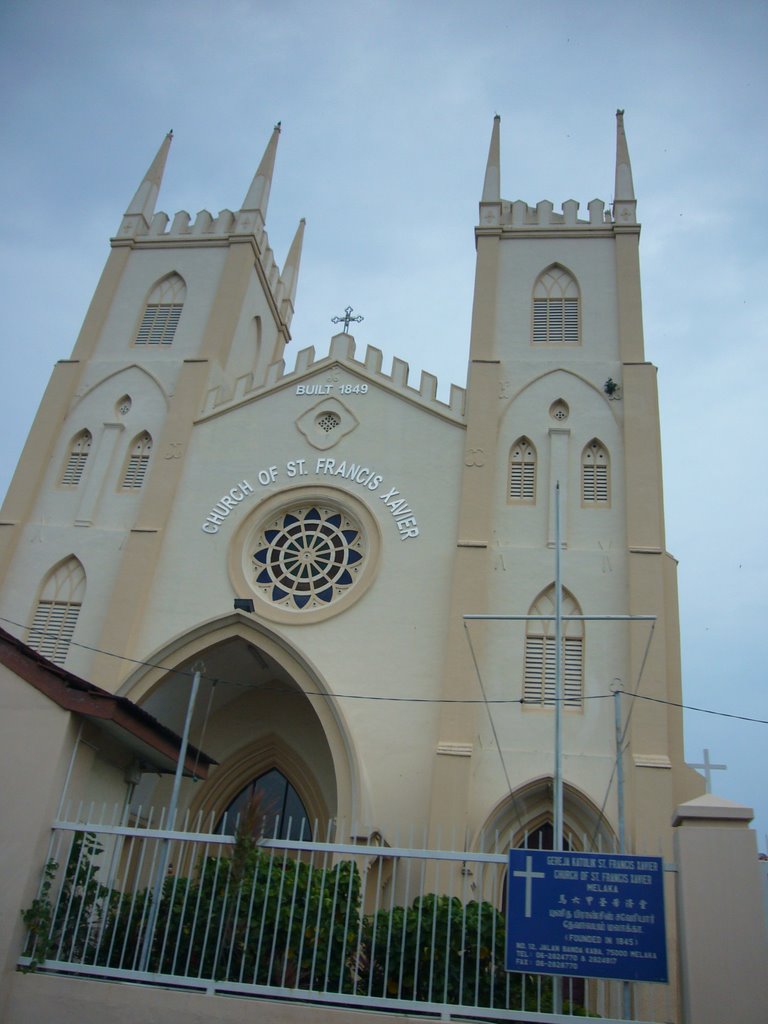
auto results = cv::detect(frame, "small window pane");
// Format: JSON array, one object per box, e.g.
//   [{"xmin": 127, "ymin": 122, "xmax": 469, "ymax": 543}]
[{"xmin": 217, "ymin": 768, "xmax": 312, "ymax": 840}]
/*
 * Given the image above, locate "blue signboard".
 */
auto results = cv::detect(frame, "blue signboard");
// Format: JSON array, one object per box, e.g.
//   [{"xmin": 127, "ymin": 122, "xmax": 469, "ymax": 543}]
[{"xmin": 506, "ymin": 850, "xmax": 668, "ymax": 983}]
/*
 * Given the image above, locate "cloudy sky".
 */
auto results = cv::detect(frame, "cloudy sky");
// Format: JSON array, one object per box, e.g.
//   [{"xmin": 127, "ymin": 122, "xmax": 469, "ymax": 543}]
[{"xmin": 1, "ymin": 1, "xmax": 766, "ymax": 847}]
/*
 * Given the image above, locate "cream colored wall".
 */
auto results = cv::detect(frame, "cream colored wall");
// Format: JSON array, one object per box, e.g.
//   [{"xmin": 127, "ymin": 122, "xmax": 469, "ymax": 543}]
[
  {"xmin": 0, "ymin": 668, "xmax": 75, "ymax": 993},
  {"xmin": 674, "ymin": 797, "xmax": 768, "ymax": 1023},
  {"xmin": 474, "ymin": 364, "xmax": 629, "ymax": 837},
  {"xmin": 91, "ymin": 246, "xmax": 228, "ymax": 358},
  {"xmin": 0, "ymin": 232, "xmax": 290, "ymax": 683},
  {"xmin": 0, "ymin": 667, "xmax": 139, "ymax": 1018},
  {"xmin": 220, "ymin": 261, "xmax": 286, "ymax": 386},
  {"xmin": 4, "ymin": 973, "xmax": 422, "ymax": 1024},
  {"xmin": 120, "ymin": 372, "xmax": 465, "ymax": 833},
  {"xmin": 0, "ymin": 129, "xmax": 695, "ymax": 862},
  {"xmin": 426, "ymin": 198, "xmax": 701, "ymax": 861},
  {"xmin": 495, "ymin": 235, "xmax": 620, "ymax": 362}
]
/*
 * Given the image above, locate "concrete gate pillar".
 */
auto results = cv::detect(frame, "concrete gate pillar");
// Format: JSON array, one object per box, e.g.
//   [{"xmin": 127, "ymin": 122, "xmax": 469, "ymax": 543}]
[{"xmin": 672, "ymin": 794, "xmax": 768, "ymax": 1023}]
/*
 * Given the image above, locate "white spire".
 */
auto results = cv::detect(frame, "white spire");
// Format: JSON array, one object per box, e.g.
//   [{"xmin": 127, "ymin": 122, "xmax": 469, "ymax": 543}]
[
  {"xmin": 482, "ymin": 115, "xmax": 501, "ymax": 202},
  {"xmin": 279, "ymin": 218, "xmax": 305, "ymax": 329},
  {"xmin": 240, "ymin": 122, "xmax": 281, "ymax": 220},
  {"xmin": 613, "ymin": 110, "xmax": 637, "ymax": 224},
  {"xmin": 124, "ymin": 130, "xmax": 173, "ymax": 223},
  {"xmin": 614, "ymin": 109, "xmax": 636, "ymax": 200}
]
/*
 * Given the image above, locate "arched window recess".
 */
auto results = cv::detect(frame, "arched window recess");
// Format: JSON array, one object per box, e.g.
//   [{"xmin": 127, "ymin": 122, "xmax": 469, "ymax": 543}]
[
  {"xmin": 581, "ymin": 438, "xmax": 610, "ymax": 506},
  {"xmin": 120, "ymin": 431, "xmax": 153, "ymax": 489},
  {"xmin": 532, "ymin": 265, "xmax": 580, "ymax": 345},
  {"xmin": 523, "ymin": 585, "xmax": 584, "ymax": 708},
  {"xmin": 27, "ymin": 556, "xmax": 86, "ymax": 666},
  {"xmin": 60, "ymin": 429, "xmax": 92, "ymax": 486},
  {"xmin": 508, "ymin": 436, "xmax": 536, "ymax": 503},
  {"xmin": 134, "ymin": 273, "xmax": 186, "ymax": 345}
]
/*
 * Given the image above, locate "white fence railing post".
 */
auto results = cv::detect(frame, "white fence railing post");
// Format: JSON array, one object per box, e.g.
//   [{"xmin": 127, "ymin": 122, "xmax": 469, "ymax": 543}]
[{"xmin": 17, "ymin": 812, "xmax": 675, "ymax": 1022}]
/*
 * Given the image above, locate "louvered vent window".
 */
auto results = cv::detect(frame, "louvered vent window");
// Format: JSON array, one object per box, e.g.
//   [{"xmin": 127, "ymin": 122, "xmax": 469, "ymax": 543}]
[
  {"xmin": 523, "ymin": 586, "xmax": 584, "ymax": 708},
  {"xmin": 523, "ymin": 636, "xmax": 584, "ymax": 706},
  {"xmin": 532, "ymin": 266, "xmax": 580, "ymax": 345},
  {"xmin": 135, "ymin": 304, "xmax": 183, "ymax": 345},
  {"xmin": 509, "ymin": 437, "xmax": 536, "ymax": 503},
  {"xmin": 121, "ymin": 432, "xmax": 153, "ymax": 489},
  {"xmin": 135, "ymin": 273, "xmax": 186, "ymax": 346},
  {"xmin": 582, "ymin": 440, "xmax": 610, "ymax": 505},
  {"xmin": 27, "ymin": 557, "xmax": 86, "ymax": 666},
  {"xmin": 61, "ymin": 430, "xmax": 92, "ymax": 486},
  {"xmin": 28, "ymin": 601, "xmax": 81, "ymax": 665}
]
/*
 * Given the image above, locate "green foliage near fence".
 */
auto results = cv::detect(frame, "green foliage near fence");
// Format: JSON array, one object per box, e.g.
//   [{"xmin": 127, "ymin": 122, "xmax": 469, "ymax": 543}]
[
  {"xmin": 23, "ymin": 830, "xmax": 361, "ymax": 991},
  {"xmin": 21, "ymin": 832, "xmax": 105, "ymax": 972},
  {"xmin": 361, "ymin": 892, "xmax": 512, "ymax": 1006},
  {"xmin": 142, "ymin": 848, "xmax": 362, "ymax": 989},
  {"xmin": 21, "ymin": 831, "xmax": 588, "ymax": 1015}
]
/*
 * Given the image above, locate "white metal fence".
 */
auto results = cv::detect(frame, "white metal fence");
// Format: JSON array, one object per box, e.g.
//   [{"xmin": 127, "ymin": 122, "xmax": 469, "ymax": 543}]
[{"xmin": 18, "ymin": 809, "xmax": 673, "ymax": 1023}]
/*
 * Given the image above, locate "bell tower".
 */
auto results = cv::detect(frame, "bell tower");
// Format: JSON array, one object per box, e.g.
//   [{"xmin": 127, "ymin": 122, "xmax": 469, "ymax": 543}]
[
  {"xmin": 0, "ymin": 125, "xmax": 304, "ymax": 688},
  {"xmin": 428, "ymin": 112, "xmax": 702, "ymax": 853}
]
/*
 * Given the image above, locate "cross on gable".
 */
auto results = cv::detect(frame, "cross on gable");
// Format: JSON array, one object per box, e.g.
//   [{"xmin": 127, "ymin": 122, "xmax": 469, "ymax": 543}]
[
  {"xmin": 331, "ymin": 306, "xmax": 364, "ymax": 333},
  {"xmin": 687, "ymin": 747, "xmax": 727, "ymax": 793}
]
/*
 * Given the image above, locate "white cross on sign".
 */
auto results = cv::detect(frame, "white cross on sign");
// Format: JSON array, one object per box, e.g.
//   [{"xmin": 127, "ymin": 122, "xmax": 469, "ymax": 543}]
[
  {"xmin": 513, "ymin": 854, "xmax": 546, "ymax": 918},
  {"xmin": 687, "ymin": 747, "xmax": 727, "ymax": 793}
]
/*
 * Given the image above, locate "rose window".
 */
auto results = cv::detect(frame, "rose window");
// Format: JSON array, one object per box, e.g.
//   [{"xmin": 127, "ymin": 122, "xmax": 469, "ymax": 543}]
[{"xmin": 252, "ymin": 504, "xmax": 365, "ymax": 610}]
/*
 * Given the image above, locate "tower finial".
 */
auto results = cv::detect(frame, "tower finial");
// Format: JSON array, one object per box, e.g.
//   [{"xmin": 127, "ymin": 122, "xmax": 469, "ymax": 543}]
[
  {"xmin": 613, "ymin": 109, "xmax": 637, "ymax": 224},
  {"xmin": 614, "ymin": 109, "xmax": 635, "ymax": 200},
  {"xmin": 240, "ymin": 122, "xmax": 282, "ymax": 222},
  {"xmin": 124, "ymin": 131, "xmax": 173, "ymax": 224},
  {"xmin": 482, "ymin": 114, "xmax": 501, "ymax": 203},
  {"xmin": 278, "ymin": 217, "xmax": 305, "ymax": 331}
]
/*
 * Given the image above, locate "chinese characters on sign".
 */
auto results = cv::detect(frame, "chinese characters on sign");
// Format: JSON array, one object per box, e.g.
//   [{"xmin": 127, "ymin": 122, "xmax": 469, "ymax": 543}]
[{"xmin": 506, "ymin": 850, "xmax": 668, "ymax": 983}]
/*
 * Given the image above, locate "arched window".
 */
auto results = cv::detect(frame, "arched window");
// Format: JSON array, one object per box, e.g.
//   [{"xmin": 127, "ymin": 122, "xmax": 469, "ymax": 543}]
[
  {"xmin": 523, "ymin": 586, "xmax": 584, "ymax": 707},
  {"xmin": 134, "ymin": 273, "xmax": 186, "ymax": 345},
  {"xmin": 120, "ymin": 431, "xmax": 153, "ymax": 489},
  {"xmin": 516, "ymin": 821, "xmax": 572, "ymax": 851},
  {"xmin": 27, "ymin": 557, "xmax": 86, "ymax": 666},
  {"xmin": 217, "ymin": 768, "xmax": 313, "ymax": 841},
  {"xmin": 508, "ymin": 436, "xmax": 536, "ymax": 503},
  {"xmin": 60, "ymin": 430, "xmax": 92, "ymax": 486},
  {"xmin": 581, "ymin": 439, "xmax": 610, "ymax": 506},
  {"xmin": 532, "ymin": 265, "xmax": 580, "ymax": 345}
]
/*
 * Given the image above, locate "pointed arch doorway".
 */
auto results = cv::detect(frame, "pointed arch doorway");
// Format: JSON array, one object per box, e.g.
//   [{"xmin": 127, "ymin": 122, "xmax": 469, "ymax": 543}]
[{"xmin": 122, "ymin": 617, "xmax": 360, "ymax": 837}]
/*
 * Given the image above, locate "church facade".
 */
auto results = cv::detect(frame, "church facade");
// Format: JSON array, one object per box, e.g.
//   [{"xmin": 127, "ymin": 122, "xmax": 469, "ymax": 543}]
[{"xmin": 0, "ymin": 114, "xmax": 706, "ymax": 1004}]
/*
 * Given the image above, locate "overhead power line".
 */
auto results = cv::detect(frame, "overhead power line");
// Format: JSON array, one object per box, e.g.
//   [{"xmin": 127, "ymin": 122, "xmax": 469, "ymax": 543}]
[{"xmin": 1, "ymin": 614, "xmax": 766, "ymax": 724}]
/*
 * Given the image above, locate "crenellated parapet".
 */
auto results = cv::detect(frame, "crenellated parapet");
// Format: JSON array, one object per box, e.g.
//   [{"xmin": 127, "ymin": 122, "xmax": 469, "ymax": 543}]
[
  {"xmin": 487, "ymin": 195, "xmax": 614, "ymax": 228},
  {"xmin": 125, "ymin": 206, "xmax": 262, "ymax": 244},
  {"xmin": 199, "ymin": 332, "xmax": 466, "ymax": 422},
  {"xmin": 479, "ymin": 197, "xmax": 612, "ymax": 231}
]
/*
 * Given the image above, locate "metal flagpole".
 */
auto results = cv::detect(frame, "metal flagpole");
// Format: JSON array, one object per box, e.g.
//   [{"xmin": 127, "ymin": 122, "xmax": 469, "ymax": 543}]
[
  {"xmin": 554, "ymin": 481, "xmax": 563, "ymax": 853},
  {"xmin": 553, "ymin": 482, "xmax": 564, "ymax": 1017},
  {"xmin": 139, "ymin": 661, "xmax": 204, "ymax": 972},
  {"xmin": 613, "ymin": 683, "xmax": 626, "ymax": 853},
  {"xmin": 613, "ymin": 682, "xmax": 631, "ymax": 1019}
]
